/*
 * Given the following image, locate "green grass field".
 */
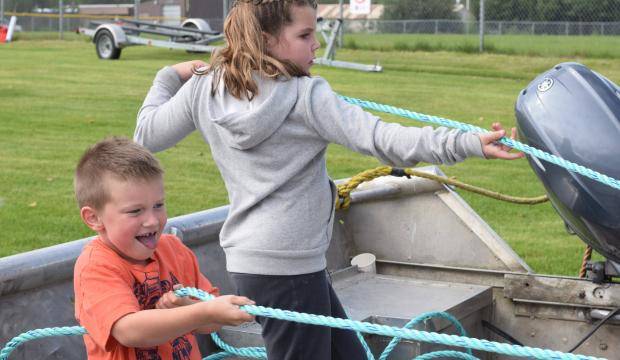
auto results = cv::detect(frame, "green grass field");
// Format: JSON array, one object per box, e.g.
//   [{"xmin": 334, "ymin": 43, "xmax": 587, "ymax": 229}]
[
  {"xmin": 343, "ymin": 33, "xmax": 620, "ymax": 58},
  {"xmin": 0, "ymin": 35, "xmax": 615, "ymax": 275}
]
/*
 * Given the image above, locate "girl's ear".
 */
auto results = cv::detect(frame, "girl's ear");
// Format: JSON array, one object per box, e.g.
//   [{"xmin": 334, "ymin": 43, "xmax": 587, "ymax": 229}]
[
  {"xmin": 80, "ymin": 206, "xmax": 104, "ymax": 232},
  {"xmin": 263, "ymin": 31, "xmax": 276, "ymax": 51}
]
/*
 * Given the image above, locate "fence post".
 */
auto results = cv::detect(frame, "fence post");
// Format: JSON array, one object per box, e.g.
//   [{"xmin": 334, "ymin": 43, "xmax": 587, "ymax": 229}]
[
  {"xmin": 479, "ymin": 0, "xmax": 484, "ymax": 52},
  {"xmin": 222, "ymin": 0, "xmax": 230, "ymax": 19},
  {"xmin": 134, "ymin": 0, "xmax": 139, "ymax": 20},
  {"xmin": 338, "ymin": 0, "xmax": 344, "ymax": 47},
  {"xmin": 435, "ymin": 19, "xmax": 438, "ymax": 34},
  {"xmin": 565, "ymin": 22, "xmax": 569, "ymax": 35},
  {"xmin": 59, "ymin": 0, "xmax": 64, "ymax": 40},
  {"xmin": 0, "ymin": 0, "xmax": 4, "ymax": 24}
]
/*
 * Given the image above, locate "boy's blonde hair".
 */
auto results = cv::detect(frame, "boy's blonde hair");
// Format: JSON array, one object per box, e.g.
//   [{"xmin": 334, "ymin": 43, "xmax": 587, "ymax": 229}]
[
  {"xmin": 200, "ymin": 0, "xmax": 318, "ymax": 100},
  {"xmin": 74, "ymin": 137, "xmax": 163, "ymax": 210}
]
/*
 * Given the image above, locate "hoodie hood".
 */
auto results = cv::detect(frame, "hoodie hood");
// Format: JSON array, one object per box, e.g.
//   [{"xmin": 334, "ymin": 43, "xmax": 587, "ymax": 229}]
[{"xmin": 204, "ymin": 74, "xmax": 299, "ymax": 150}]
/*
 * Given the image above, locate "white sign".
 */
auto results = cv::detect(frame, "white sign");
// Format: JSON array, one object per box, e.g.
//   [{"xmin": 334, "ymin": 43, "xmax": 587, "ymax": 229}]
[{"xmin": 350, "ymin": 0, "xmax": 371, "ymax": 15}]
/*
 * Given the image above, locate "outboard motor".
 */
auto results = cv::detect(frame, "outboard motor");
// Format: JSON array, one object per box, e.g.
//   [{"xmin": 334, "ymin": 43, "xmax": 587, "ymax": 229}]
[{"xmin": 515, "ymin": 62, "xmax": 620, "ymax": 282}]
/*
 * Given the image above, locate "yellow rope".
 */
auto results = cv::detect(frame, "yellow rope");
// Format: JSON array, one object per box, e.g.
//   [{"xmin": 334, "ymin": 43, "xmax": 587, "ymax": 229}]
[
  {"xmin": 336, "ymin": 166, "xmax": 549, "ymax": 210},
  {"xmin": 579, "ymin": 245, "xmax": 593, "ymax": 278},
  {"xmin": 336, "ymin": 167, "xmax": 393, "ymax": 210}
]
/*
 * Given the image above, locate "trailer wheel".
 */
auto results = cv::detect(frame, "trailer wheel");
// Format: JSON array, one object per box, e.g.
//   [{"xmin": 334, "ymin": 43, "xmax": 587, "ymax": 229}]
[
  {"xmin": 95, "ymin": 30, "xmax": 121, "ymax": 60},
  {"xmin": 183, "ymin": 23, "xmax": 206, "ymax": 54}
]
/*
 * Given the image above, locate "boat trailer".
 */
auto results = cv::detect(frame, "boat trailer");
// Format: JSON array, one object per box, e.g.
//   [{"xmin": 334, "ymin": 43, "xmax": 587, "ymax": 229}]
[
  {"xmin": 78, "ymin": 17, "xmax": 382, "ymax": 73},
  {"xmin": 77, "ymin": 18, "xmax": 223, "ymax": 60}
]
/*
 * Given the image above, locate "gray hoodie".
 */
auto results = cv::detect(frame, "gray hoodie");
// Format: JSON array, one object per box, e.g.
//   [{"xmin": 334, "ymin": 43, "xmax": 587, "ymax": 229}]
[{"xmin": 135, "ymin": 66, "xmax": 485, "ymax": 275}]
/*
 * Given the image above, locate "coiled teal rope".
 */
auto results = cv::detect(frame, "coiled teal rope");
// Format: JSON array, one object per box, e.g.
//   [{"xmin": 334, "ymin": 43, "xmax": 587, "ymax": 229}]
[
  {"xmin": 1, "ymin": 287, "xmax": 606, "ymax": 360},
  {"xmin": 180, "ymin": 287, "xmax": 604, "ymax": 360},
  {"xmin": 205, "ymin": 303, "xmax": 473, "ymax": 360},
  {"xmin": 340, "ymin": 95, "xmax": 620, "ymax": 192},
  {"xmin": 377, "ymin": 311, "xmax": 472, "ymax": 360}
]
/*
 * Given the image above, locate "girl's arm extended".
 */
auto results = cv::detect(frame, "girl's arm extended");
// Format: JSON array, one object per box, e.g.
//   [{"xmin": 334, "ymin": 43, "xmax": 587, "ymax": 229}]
[{"xmin": 303, "ymin": 77, "xmax": 489, "ymax": 167}]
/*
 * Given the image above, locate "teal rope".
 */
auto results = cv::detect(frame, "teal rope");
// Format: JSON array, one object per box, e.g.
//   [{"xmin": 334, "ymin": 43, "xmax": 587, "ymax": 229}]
[
  {"xmin": 415, "ymin": 350, "xmax": 479, "ymax": 360},
  {"xmin": 204, "ymin": 352, "xmax": 239, "ymax": 360},
  {"xmin": 208, "ymin": 333, "xmax": 267, "ymax": 359},
  {"xmin": 378, "ymin": 311, "xmax": 472, "ymax": 360},
  {"xmin": 357, "ymin": 327, "xmax": 376, "ymax": 360},
  {"xmin": 345, "ymin": 308, "xmax": 377, "ymax": 360},
  {"xmin": 1, "ymin": 288, "xmax": 606, "ymax": 360},
  {"xmin": 205, "ymin": 310, "xmax": 475, "ymax": 360},
  {"xmin": 339, "ymin": 95, "xmax": 620, "ymax": 192},
  {"xmin": 178, "ymin": 287, "xmax": 604, "ymax": 360},
  {"xmin": 0, "ymin": 327, "xmax": 86, "ymax": 360}
]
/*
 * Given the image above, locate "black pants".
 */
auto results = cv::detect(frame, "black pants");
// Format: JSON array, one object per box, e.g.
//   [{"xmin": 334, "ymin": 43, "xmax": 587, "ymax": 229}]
[{"xmin": 229, "ymin": 270, "xmax": 368, "ymax": 360}]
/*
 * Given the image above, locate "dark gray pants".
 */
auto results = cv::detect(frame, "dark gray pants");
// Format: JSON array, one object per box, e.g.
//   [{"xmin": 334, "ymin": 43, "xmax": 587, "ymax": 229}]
[{"xmin": 229, "ymin": 270, "xmax": 367, "ymax": 360}]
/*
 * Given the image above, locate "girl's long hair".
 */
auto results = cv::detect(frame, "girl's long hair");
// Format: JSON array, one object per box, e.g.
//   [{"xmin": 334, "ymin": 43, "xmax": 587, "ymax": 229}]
[{"xmin": 196, "ymin": 0, "xmax": 317, "ymax": 100}]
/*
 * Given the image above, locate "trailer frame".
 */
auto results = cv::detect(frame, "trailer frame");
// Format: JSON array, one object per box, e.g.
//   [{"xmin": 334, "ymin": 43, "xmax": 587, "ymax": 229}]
[
  {"xmin": 78, "ymin": 18, "xmax": 223, "ymax": 60},
  {"xmin": 314, "ymin": 18, "xmax": 382, "ymax": 72}
]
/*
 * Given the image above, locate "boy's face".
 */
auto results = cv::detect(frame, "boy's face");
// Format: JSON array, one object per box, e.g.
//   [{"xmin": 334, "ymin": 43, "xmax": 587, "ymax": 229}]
[{"xmin": 84, "ymin": 175, "xmax": 167, "ymax": 265}]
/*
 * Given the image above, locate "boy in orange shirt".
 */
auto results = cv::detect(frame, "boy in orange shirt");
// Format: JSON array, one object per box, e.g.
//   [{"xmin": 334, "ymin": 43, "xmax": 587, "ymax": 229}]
[{"xmin": 73, "ymin": 137, "xmax": 255, "ymax": 360}]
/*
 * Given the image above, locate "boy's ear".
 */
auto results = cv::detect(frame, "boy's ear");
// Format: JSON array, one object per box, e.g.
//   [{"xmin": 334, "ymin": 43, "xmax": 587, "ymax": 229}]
[{"xmin": 80, "ymin": 206, "xmax": 104, "ymax": 232}]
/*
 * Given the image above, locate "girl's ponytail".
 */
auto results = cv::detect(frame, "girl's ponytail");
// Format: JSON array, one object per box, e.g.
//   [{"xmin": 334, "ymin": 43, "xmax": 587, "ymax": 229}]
[{"xmin": 200, "ymin": 0, "xmax": 317, "ymax": 100}]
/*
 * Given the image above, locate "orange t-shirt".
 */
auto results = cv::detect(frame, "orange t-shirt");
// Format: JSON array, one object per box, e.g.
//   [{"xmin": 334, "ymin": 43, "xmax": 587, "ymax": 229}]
[{"xmin": 74, "ymin": 234, "xmax": 219, "ymax": 360}]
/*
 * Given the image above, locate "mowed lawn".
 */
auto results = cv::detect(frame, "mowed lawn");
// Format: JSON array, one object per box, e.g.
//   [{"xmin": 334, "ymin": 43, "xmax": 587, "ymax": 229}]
[
  {"xmin": 343, "ymin": 33, "xmax": 620, "ymax": 58},
  {"xmin": 1, "ymin": 37, "xmax": 617, "ymax": 275}
]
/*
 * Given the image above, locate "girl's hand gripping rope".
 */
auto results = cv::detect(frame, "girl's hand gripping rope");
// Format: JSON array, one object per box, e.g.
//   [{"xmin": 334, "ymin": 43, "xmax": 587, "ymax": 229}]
[
  {"xmin": 172, "ymin": 60, "xmax": 208, "ymax": 82},
  {"xmin": 479, "ymin": 122, "xmax": 525, "ymax": 160}
]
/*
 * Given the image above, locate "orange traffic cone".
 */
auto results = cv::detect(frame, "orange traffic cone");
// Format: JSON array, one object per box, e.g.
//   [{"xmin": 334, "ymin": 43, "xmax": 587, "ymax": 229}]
[{"xmin": 0, "ymin": 25, "xmax": 8, "ymax": 43}]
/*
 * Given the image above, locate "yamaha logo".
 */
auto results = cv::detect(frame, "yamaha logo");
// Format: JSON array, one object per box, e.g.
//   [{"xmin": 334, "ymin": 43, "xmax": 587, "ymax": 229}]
[{"xmin": 537, "ymin": 78, "xmax": 554, "ymax": 92}]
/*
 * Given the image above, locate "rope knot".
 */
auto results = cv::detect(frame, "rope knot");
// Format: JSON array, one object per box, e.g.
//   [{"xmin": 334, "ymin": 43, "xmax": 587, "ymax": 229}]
[{"xmin": 389, "ymin": 168, "xmax": 411, "ymax": 179}]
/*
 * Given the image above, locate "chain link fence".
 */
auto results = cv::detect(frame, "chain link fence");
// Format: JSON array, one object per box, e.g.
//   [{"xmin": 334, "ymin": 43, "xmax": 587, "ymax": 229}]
[
  {"xmin": 2, "ymin": 0, "xmax": 620, "ymax": 53},
  {"xmin": 344, "ymin": 19, "xmax": 620, "ymax": 36},
  {"xmin": 340, "ymin": 0, "xmax": 620, "ymax": 36}
]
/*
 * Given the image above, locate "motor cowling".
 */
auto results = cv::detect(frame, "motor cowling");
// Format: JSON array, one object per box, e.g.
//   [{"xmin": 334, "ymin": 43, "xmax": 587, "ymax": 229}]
[{"xmin": 515, "ymin": 62, "xmax": 620, "ymax": 263}]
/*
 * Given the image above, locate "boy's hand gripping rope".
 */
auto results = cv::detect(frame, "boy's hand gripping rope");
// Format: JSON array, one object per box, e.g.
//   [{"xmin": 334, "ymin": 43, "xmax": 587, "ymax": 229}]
[
  {"xmin": 339, "ymin": 95, "xmax": 620, "ymax": 192},
  {"xmin": 1, "ymin": 287, "xmax": 606, "ymax": 360}
]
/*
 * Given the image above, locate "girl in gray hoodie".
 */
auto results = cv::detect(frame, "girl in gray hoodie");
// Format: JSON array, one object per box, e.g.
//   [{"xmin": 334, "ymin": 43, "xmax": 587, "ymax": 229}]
[{"xmin": 135, "ymin": 1, "xmax": 523, "ymax": 358}]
